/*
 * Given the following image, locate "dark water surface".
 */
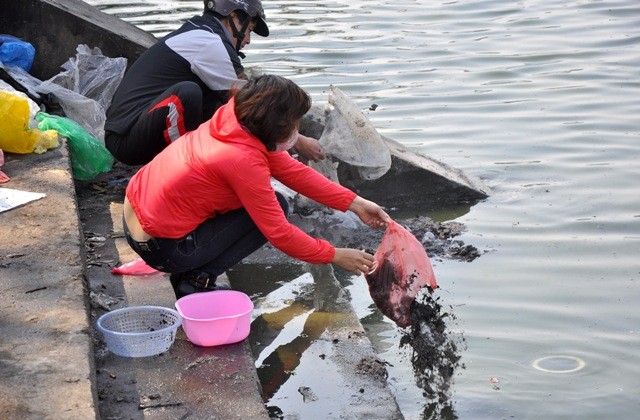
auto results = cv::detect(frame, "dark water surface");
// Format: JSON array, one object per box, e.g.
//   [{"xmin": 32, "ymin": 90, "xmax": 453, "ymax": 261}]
[{"xmin": 88, "ymin": 1, "xmax": 640, "ymax": 418}]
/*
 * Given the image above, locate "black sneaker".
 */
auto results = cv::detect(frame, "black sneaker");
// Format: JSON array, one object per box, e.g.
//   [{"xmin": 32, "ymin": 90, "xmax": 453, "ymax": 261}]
[{"xmin": 169, "ymin": 271, "xmax": 229, "ymax": 299}]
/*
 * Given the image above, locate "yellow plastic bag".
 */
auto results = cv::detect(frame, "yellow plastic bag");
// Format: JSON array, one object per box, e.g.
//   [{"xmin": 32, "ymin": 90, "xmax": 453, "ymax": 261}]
[
  {"xmin": 0, "ymin": 91, "xmax": 60, "ymax": 155},
  {"xmin": 0, "ymin": 91, "xmax": 35, "ymax": 154},
  {"xmin": 31, "ymin": 129, "xmax": 59, "ymax": 154}
]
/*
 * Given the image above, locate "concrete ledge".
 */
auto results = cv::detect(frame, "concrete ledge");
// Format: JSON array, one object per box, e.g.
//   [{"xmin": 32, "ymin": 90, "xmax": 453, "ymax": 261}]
[
  {"xmin": 1, "ymin": 0, "xmax": 157, "ymax": 80},
  {"xmin": 85, "ymin": 201, "xmax": 269, "ymax": 419},
  {"xmin": 0, "ymin": 144, "xmax": 98, "ymax": 419}
]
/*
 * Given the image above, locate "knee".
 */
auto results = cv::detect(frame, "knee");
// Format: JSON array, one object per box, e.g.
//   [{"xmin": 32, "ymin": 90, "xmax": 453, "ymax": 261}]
[
  {"xmin": 174, "ymin": 81, "xmax": 203, "ymax": 100},
  {"xmin": 275, "ymin": 192, "xmax": 289, "ymax": 216}
]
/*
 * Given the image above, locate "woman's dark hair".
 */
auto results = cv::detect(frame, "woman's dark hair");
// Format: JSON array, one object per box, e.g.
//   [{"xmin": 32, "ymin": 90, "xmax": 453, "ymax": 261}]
[{"xmin": 233, "ymin": 75, "xmax": 311, "ymax": 151}]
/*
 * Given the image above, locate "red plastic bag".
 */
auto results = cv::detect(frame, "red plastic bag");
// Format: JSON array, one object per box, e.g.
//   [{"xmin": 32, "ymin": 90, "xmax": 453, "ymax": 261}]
[
  {"xmin": 365, "ymin": 221, "xmax": 437, "ymax": 327},
  {"xmin": 111, "ymin": 258, "xmax": 159, "ymax": 275}
]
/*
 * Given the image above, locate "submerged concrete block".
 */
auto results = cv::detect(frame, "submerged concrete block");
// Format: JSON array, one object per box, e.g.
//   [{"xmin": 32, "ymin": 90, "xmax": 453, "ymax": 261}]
[
  {"xmin": 1, "ymin": 0, "xmax": 157, "ymax": 80},
  {"xmin": 301, "ymin": 105, "xmax": 490, "ymax": 212}
]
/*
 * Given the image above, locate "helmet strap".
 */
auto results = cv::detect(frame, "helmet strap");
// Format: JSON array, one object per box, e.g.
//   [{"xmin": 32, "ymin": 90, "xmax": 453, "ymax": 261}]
[{"xmin": 227, "ymin": 13, "xmax": 251, "ymax": 58}]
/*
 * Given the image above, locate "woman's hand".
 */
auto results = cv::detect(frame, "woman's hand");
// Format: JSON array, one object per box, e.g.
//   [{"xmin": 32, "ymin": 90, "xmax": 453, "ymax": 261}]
[
  {"xmin": 348, "ymin": 196, "xmax": 391, "ymax": 229},
  {"xmin": 332, "ymin": 248, "xmax": 375, "ymax": 276},
  {"xmin": 292, "ymin": 134, "xmax": 326, "ymax": 163}
]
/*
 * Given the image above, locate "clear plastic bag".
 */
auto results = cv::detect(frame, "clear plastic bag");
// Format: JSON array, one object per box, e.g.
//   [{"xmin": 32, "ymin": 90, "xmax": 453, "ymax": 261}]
[
  {"xmin": 0, "ymin": 62, "xmax": 43, "ymax": 103},
  {"xmin": 319, "ymin": 86, "xmax": 391, "ymax": 180},
  {"xmin": 365, "ymin": 220, "xmax": 437, "ymax": 327},
  {"xmin": 36, "ymin": 45, "xmax": 127, "ymax": 141},
  {"xmin": 43, "ymin": 44, "xmax": 126, "ymax": 111}
]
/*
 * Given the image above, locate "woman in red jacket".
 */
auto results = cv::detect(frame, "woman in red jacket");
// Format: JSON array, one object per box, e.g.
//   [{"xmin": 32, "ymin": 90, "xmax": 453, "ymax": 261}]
[{"xmin": 123, "ymin": 74, "xmax": 390, "ymax": 298}]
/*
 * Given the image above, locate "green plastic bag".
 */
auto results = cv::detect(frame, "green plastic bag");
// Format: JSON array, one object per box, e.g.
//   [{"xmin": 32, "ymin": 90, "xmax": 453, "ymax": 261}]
[{"xmin": 35, "ymin": 112, "xmax": 114, "ymax": 180}]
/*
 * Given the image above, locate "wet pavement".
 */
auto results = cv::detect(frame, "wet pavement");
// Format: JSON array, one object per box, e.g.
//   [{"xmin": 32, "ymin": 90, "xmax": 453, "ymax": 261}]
[{"xmin": 76, "ymin": 160, "xmax": 406, "ymax": 418}]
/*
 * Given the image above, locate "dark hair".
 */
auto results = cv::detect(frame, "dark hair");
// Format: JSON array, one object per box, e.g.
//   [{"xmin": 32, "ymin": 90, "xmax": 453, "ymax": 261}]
[{"xmin": 233, "ymin": 75, "xmax": 311, "ymax": 151}]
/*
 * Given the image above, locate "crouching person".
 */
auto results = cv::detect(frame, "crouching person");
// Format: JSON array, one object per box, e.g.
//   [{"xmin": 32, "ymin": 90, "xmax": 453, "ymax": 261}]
[{"xmin": 122, "ymin": 74, "xmax": 390, "ymax": 299}]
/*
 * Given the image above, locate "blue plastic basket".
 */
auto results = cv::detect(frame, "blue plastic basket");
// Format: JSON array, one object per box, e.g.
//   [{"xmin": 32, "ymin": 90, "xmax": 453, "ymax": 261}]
[{"xmin": 96, "ymin": 306, "xmax": 182, "ymax": 357}]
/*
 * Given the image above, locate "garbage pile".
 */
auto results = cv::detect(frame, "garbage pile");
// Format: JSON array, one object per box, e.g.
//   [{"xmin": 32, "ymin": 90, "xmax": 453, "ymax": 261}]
[{"xmin": 0, "ymin": 34, "xmax": 125, "ymax": 181}]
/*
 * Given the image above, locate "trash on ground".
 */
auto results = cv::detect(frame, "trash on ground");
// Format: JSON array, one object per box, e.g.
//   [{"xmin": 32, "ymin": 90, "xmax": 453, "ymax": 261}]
[
  {"xmin": 89, "ymin": 291, "xmax": 120, "ymax": 311},
  {"xmin": 36, "ymin": 112, "xmax": 114, "ymax": 180},
  {"xmin": 0, "ymin": 63, "xmax": 42, "ymax": 105},
  {"xmin": 0, "ymin": 78, "xmax": 41, "ymax": 126},
  {"xmin": 0, "ymin": 187, "xmax": 45, "ymax": 213},
  {"xmin": 0, "ymin": 35, "xmax": 35, "ymax": 71},
  {"xmin": 111, "ymin": 257, "xmax": 160, "ymax": 276},
  {"xmin": 0, "ymin": 91, "xmax": 58, "ymax": 154},
  {"xmin": 36, "ymin": 44, "xmax": 126, "ymax": 140}
]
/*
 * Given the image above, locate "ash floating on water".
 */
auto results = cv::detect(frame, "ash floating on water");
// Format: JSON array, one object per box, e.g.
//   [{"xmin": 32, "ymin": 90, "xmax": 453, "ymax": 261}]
[{"xmin": 399, "ymin": 292, "xmax": 465, "ymax": 405}]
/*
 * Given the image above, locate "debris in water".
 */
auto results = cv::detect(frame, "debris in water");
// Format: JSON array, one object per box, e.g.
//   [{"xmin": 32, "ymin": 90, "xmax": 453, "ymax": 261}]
[
  {"xmin": 298, "ymin": 386, "xmax": 318, "ymax": 403},
  {"xmin": 399, "ymin": 293, "xmax": 466, "ymax": 404}
]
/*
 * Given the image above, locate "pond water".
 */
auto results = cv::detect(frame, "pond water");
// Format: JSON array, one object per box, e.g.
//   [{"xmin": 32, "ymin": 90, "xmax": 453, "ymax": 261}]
[{"xmin": 87, "ymin": 1, "xmax": 640, "ymax": 418}]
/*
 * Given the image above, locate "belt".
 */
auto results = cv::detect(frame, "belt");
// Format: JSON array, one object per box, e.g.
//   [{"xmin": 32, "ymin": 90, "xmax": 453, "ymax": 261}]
[
  {"xmin": 130, "ymin": 237, "xmax": 159, "ymax": 252},
  {"xmin": 123, "ymin": 219, "xmax": 159, "ymax": 252}
]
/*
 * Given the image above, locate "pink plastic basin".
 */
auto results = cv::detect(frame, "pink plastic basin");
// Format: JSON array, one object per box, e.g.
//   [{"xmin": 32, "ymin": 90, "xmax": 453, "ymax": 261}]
[{"xmin": 175, "ymin": 290, "xmax": 254, "ymax": 347}]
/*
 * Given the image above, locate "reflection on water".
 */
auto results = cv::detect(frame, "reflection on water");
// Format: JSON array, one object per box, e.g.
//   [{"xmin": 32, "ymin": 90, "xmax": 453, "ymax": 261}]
[
  {"xmin": 241, "ymin": 255, "xmax": 468, "ymax": 418},
  {"xmin": 244, "ymin": 263, "xmax": 407, "ymax": 418}
]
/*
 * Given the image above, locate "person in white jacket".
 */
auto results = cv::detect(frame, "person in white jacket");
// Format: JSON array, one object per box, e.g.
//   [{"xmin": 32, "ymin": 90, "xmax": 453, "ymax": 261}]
[{"xmin": 105, "ymin": 0, "xmax": 324, "ymax": 166}]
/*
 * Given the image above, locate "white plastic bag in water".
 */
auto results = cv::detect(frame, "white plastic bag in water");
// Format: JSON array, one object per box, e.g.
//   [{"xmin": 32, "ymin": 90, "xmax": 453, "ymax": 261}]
[{"xmin": 319, "ymin": 86, "xmax": 391, "ymax": 180}]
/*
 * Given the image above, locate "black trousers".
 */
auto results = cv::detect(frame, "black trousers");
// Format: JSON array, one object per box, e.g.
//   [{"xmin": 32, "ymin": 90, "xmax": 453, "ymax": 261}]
[
  {"xmin": 124, "ymin": 192, "xmax": 289, "ymax": 278},
  {"xmin": 106, "ymin": 81, "xmax": 207, "ymax": 166}
]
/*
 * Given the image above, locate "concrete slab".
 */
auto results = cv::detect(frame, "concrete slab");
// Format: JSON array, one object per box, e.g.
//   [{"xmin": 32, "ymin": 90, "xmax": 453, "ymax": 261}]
[
  {"xmin": 1, "ymin": 0, "xmax": 157, "ymax": 80},
  {"xmin": 0, "ymin": 144, "xmax": 98, "ymax": 419},
  {"xmin": 301, "ymin": 105, "xmax": 490, "ymax": 211},
  {"xmin": 98, "ymin": 202, "xmax": 269, "ymax": 419}
]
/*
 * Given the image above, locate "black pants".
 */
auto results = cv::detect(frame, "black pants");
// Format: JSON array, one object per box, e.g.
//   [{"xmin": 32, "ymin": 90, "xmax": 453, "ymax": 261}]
[
  {"xmin": 124, "ymin": 192, "xmax": 289, "ymax": 278},
  {"xmin": 106, "ymin": 81, "xmax": 206, "ymax": 166}
]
